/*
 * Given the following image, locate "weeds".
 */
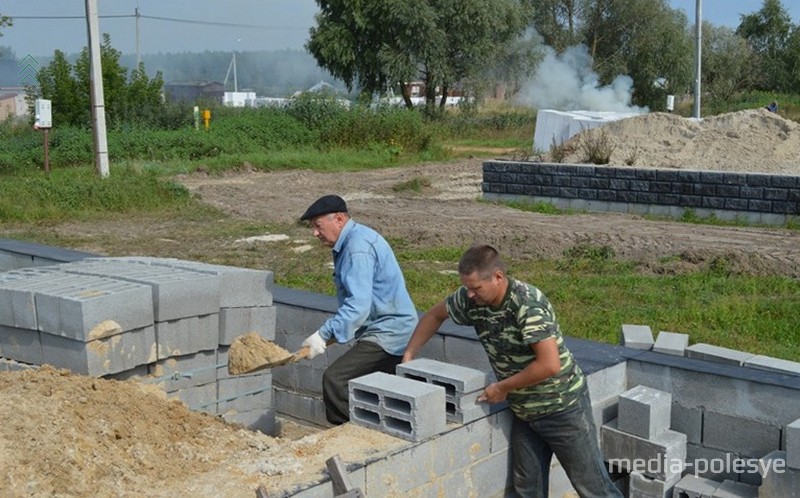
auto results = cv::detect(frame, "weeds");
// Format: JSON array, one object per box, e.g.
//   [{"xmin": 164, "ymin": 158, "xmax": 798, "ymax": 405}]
[
  {"xmin": 579, "ymin": 128, "xmax": 616, "ymax": 165},
  {"xmin": 392, "ymin": 176, "xmax": 432, "ymax": 193}
]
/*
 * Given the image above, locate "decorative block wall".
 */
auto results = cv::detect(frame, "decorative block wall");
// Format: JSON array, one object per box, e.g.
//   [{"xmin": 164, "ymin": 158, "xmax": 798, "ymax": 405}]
[{"xmin": 482, "ymin": 160, "xmax": 800, "ymax": 225}]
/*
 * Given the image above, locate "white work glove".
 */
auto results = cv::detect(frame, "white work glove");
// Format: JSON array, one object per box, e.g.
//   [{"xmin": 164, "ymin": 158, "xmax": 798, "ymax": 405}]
[{"xmin": 302, "ymin": 330, "xmax": 327, "ymax": 359}]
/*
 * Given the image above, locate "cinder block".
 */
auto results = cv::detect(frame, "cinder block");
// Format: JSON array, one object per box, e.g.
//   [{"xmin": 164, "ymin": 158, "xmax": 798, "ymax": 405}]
[
  {"xmin": 672, "ymin": 474, "xmax": 720, "ymax": 498},
  {"xmin": 40, "ymin": 325, "xmax": 156, "ymax": 376},
  {"xmin": 62, "ymin": 259, "xmax": 220, "ymax": 321},
  {"xmin": 396, "ymin": 358, "xmax": 491, "ymax": 424},
  {"xmin": 147, "ymin": 350, "xmax": 220, "ymax": 391},
  {"xmin": 155, "ymin": 313, "xmax": 219, "ymax": 359},
  {"xmin": 362, "ymin": 438, "xmax": 438, "ymax": 496},
  {"xmin": 34, "ymin": 275, "xmax": 154, "ymax": 339},
  {"xmin": 684, "ymin": 343, "xmax": 755, "ymax": 366},
  {"xmin": 423, "ymin": 414, "xmax": 492, "ymax": 480},
  {"xmin": 218, "ymin": 305, "xmax": 276, "ymax": 345},
  {"xmin": 629, "ymin": 471, "xmax": 679, "ymax": 498},
  {"xmin": 273, "ymin": 385, "xmax": 328, "ymax": 427},
  {"xmin": 787, "ymin": 418, "xmax": 800, "ymax": 469},
  {"xmin": 710, "ymin": 479, "xmax": 757, "ymax": 498},
  {"xmin": 744, "ymin": 355, "xmax": 800, "ymax": 376},
  {"xmin": 218, "ymin": 386, "xmax": 272, "ymax": 414},
  {"xmin": 104, "ymin": 257, "xmax": 274, "ymax": 308},
  {"xmin": 167, "ymin": 382, "xmax": 217, "ymax": 414},
  {"xmin": 758, "ymin": 450, "xmax": 800, "ymax": 498},
  {"xmin": 0, "ymin": 324, "xmax": 42, "ymax": 365},
  {"xmin": 349, "ymin": 371, "xmax": 446, "ymax": 442},
  {"xmin": 0, "ymin": 268, "xmax": 65, "ymax": 329},
  {"xmin": 602, "ymin": 419, "xmax": 686, "ymax": 481},
  {"xmin": 653, "ymin": 331, "xmax": 689, "ymax": 356},
  {"xmin": 620, "ymin": 324, "xmax": 654, "ymax": 350},
  {"xmin": 618, "ymin": 384, "xmax": 672, "ymax": 439},
  {"xmin": 671, "ymin": 403, "xmax": 703, "ymax": 445},
  {"xmin": 489, "ymin": 408, "xmax": 513, "ymax": 453},
  {"xmin": 685, "ymin": 444, "xmax": 739, "ymax": 482},
  {"xmin": 702, "ymin": 411, "xmax": 780, "ymax": 457},
  {"xmin": 220, "ymin": 407, "xmax": 277, "ymax": 435},
  {"xmin": 218, "ymin": 372, "xmax": 273, "ymax": 410},
  {"xmin": 0, "ymin": 357, "xmax": 39, "ymax": 372},
  {"xmin": 1, "ymin": 270, "xmax": 150, "ymax": 335}
]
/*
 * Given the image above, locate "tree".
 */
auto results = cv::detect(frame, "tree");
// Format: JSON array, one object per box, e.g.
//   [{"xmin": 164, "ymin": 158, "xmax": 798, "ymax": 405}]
[
  {"xmin": 0, "ymin": 13, "xmax": 11, "ymax": 34},
  {"xmin": 578, "ymin": 0, "xmax": 693, "ymax": 109},
  {"xmin": 526, "ymin": 0, "xmax": 583, "ymax": 52},
  {"xmin": 306, "ymin": 0, "xmax": 530, "ymax": 109},
  {"xmin": 736, "ymin": 0, "xmax": 794, "ymax": 91},
  {"xmin": 701, "ymin": 24, "xmax": 756, "ymax": 102},
  {"xmin": 35, "ymin": 50, "xmax": 87, "ymax": 126},
  {"xmin": 35, "ymin": 34, "xmax": 165, "ymax": 128}
]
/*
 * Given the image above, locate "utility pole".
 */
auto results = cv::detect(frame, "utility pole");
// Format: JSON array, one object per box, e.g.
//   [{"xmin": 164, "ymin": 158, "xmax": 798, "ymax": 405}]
[
  {"xmin": 135, "ymin": 5, "xmax": 141, "ymax": 66},
  {"xmin": 693, "ymin": 0, "xmax": 702, "ymax": 119},
  {"xmin": 85, "ymin": 0, "xmax": 110, "ymax": 177}
]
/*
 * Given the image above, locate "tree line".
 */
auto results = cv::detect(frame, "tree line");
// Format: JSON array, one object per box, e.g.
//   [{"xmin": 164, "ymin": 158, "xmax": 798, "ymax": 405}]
[{"xmin": 1, "ymin": 0, "xmax": 798, "ymax": 128}]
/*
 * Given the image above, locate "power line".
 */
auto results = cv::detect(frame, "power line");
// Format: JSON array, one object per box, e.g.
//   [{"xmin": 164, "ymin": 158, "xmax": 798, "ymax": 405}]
[
  {"xmin": 8, "ymin": 13, "xmax": 307, "ymax": 30},
  {"xmin": 140, "ymin": 14, "xmax": 303, "ymax": 31}
]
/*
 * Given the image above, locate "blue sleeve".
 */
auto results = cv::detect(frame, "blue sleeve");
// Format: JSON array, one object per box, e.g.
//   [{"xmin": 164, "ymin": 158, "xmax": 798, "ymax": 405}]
[{"xmin": 320, "ymin": 249, "xmax": 375, "ymax": 343}]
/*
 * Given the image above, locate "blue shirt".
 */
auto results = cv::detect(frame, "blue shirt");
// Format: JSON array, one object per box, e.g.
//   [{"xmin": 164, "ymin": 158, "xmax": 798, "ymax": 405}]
[{"xmin": 317, "ymin": 219, "xmax": 418, "ymax": 355}]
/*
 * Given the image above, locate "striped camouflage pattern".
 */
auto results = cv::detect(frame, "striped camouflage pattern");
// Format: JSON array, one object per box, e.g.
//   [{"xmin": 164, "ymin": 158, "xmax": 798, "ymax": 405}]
[{"xmin": 445, "ymin": 278, "xmax": 585, "ymax": 420}]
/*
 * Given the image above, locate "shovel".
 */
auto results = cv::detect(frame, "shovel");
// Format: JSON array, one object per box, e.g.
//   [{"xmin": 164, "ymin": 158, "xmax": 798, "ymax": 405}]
[{"xmin": 227, "ymin": 332, "xmax": 311, "ymax": 375}]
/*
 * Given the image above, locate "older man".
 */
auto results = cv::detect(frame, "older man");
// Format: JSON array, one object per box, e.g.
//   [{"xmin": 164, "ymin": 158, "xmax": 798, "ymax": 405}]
[{"xmin": 300, "ymin": 194, "xmax": 418, "ymax": 425}]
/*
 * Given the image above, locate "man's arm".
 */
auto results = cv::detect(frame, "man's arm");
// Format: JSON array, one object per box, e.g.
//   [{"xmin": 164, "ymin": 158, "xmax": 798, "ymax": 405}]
[
  {"xmin": 477, "ymin": 337, "xmax": 561, "ymax": 404},
  {"xmin": 402, "ymin": 299, "xmax": 449, "ymax": 362}
]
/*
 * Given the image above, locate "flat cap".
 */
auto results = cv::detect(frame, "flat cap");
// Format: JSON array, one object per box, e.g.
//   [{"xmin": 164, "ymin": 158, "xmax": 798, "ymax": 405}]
[{"xmin": 300, "ymin": 194, "xmax": 348, "ymax": 221}]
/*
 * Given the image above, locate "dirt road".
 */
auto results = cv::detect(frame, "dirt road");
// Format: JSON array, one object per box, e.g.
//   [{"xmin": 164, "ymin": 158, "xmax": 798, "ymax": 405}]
[{"xmin": 176, "ymin": 158, "xmax": 800, "ymax": 278}]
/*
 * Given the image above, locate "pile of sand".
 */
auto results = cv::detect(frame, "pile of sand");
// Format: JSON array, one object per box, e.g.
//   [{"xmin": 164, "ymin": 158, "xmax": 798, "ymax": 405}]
[
  {"xmin": 0, "ymin": 366, "xmax": 404, "ymax": 497},
  {"xmin": 559, "ymin": 108, "xmax": 800, "ymax": 174},
  {"xmin": 227, "ymin": 331, "xmax": 294, "ymax": 375}
]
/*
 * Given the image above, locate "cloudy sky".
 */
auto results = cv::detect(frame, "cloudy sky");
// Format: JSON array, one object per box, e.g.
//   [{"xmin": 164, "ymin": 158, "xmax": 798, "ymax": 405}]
[{"xmin": 1, "ymin": 0, "xmax": 797, "ymax": 58}]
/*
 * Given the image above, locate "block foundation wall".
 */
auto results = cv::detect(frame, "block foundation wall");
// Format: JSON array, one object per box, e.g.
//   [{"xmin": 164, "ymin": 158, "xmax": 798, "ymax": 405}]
[{"xmin": 2, "ymin": 240, "xmax": 799, "ymax": 497}]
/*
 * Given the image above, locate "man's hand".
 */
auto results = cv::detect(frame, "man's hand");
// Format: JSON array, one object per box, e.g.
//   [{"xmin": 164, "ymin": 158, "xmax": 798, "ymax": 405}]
[
  {"xmin": 477, "ymin": 382, "xmax": 508, "ymax": 404},
  {"xmin": 301, "ymin": 331, "xmax": 327, "ymax": 359}
]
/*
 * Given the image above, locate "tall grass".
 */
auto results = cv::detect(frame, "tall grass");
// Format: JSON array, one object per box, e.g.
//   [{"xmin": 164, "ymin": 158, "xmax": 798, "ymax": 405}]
[{"xmin": 0, "ymin": 166, "xmax": 192, "ymax": 223}]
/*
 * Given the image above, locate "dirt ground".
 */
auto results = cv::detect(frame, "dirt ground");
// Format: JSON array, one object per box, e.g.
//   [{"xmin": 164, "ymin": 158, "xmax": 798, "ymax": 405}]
[{"xmin": 2, "ymin": 109, "xmax": 800, "ymax": 497}]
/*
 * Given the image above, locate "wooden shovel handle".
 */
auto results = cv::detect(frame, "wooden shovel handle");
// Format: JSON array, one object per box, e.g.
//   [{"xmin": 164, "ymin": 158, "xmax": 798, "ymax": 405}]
[{"xmin": 291, "ymin": 346, "xmax": 311, "ymax": 361}]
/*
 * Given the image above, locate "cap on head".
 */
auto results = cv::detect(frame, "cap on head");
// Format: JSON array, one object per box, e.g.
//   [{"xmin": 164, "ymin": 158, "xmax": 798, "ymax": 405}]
[{"xmin": 300, "ymin": 195, "xmax": 348, "ymax": 221}]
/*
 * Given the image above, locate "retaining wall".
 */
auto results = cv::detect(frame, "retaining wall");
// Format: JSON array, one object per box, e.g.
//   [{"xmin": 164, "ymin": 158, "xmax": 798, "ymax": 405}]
[{"xmin": 482, "ymin": 160, "xmax": 800, "ymax": 225}]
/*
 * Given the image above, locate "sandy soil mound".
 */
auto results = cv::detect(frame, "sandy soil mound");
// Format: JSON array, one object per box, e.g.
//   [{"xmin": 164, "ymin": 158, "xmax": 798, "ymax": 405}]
[
  {"xmin": 0, "ymin": 366, "xmax": 404, "ymax": 497},
  {"xmin": 227, "ymin": 332, "xmax": 294, "ymax": 374},
  {"xmin": 560, "ymin": 108, "xmax": 800, "ymax": 173}
]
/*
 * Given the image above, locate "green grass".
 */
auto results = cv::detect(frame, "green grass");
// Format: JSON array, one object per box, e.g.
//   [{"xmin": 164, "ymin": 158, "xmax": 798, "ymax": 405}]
[
  {"xmin": 2, "ymin": 101, "xmax": 800, "ymax": 363},
  {"xmin": 265, "ymin": 240, "xmax": 800, "ymax": 362}
]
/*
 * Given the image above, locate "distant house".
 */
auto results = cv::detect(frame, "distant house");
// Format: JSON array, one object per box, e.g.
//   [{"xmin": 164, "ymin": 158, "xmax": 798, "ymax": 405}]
[
  {"xmin": 0, "ymin": 87, "xmax": 30, "ymax": 121},
  {"xmin": 0, "ymin": 93, "xmax": 16, "ymax": 121},
  {"xmin": 164, "ymin": 81, "xmax": 224, "ymax": 103}
]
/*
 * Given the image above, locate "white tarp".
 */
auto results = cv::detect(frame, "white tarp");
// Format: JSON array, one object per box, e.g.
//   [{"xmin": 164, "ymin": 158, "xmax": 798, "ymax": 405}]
[{"xmin": 533, "ymin": 109, "xmax": 643, "ymax": 153}]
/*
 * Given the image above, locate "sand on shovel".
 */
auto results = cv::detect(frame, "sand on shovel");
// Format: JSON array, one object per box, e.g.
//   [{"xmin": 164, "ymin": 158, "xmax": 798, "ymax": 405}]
[{"xmin": 227, "ymin": 332, "xmax": 293, "ymax": 375}]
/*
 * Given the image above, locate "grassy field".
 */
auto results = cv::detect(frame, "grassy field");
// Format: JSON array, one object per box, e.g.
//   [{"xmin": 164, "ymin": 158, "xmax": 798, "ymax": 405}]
[{"xmin": 1, "ymin": 97, "xmax": 799, "ymax": 362}]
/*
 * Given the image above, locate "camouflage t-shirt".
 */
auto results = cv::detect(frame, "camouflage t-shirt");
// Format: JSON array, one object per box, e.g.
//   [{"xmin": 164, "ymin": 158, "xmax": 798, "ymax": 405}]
[{"xmin": 445, "ymin": 278, "xmax": 585, "ymax": 420}]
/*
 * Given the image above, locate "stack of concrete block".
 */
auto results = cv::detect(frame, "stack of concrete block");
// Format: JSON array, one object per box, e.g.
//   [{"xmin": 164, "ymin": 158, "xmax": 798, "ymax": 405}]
[
  {"xmin": 349, "ymin": 371, "xmax": 447, "ymax": 442},
  {"xmin": 396, "ymin": 358, "xmax": 491, "ymax": 424},
  {"xmin": 755, "ymin": 417, "xmax": 800, "ymax": 497},
  {"xmin": 602, "ymin": 385, "xmax": 686, "ymax": 497},
  {"xmin": 0, "ymin": 257, "xmax": 278, "ymax": 434}
]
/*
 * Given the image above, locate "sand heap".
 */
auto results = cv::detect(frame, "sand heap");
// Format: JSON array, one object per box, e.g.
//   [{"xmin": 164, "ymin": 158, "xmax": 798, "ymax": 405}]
[
  {"xmin": 559, "ymin": 108, "xmax": 800, "ymax": 174},
  {"xmin": 0, "ymin": 366, "xmax": 404, "ymax": 497}
]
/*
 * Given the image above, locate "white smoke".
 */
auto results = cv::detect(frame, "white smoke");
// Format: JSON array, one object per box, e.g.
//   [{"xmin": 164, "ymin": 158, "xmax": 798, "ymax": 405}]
[{"xmin": 515, "ymin": 44, "xmax": 647, "ymax": 113}]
